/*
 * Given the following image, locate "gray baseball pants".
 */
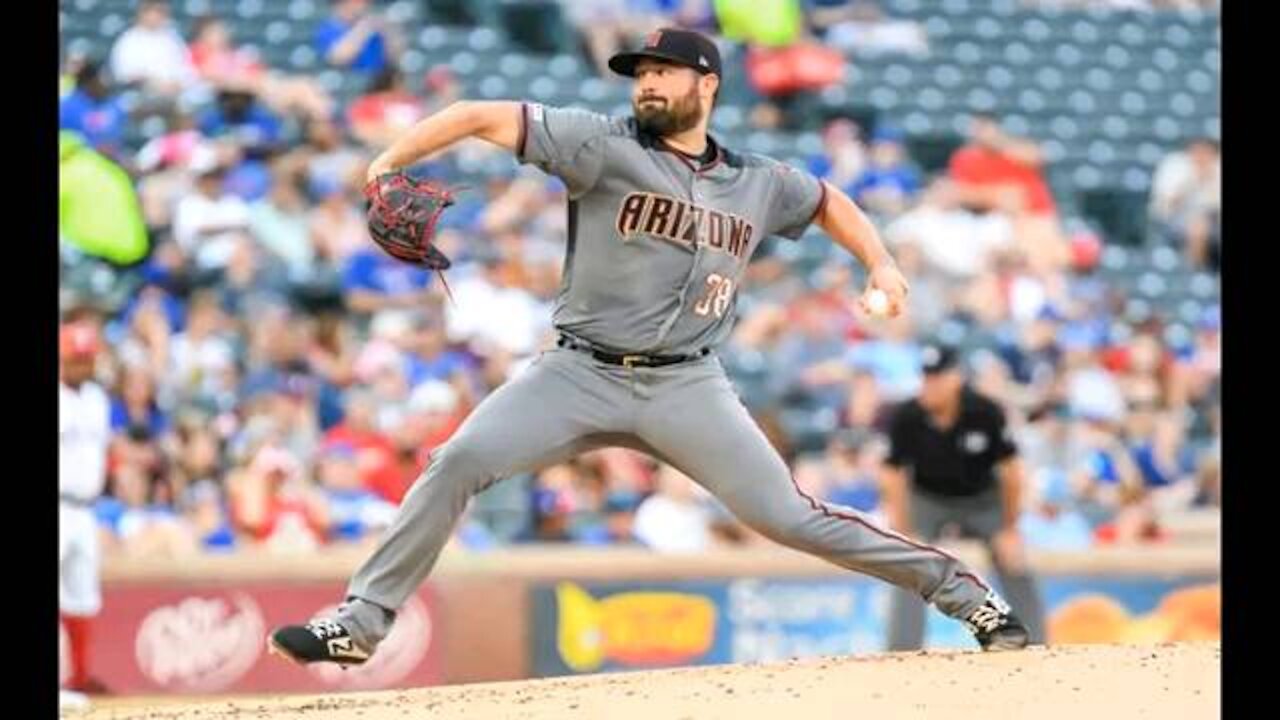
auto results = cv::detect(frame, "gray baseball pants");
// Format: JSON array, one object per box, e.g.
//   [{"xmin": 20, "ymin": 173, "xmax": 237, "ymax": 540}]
[
  {"xmin": 338, "ymin": 345, "xmax": 997, "ymax": 650},
  {"xmin": 887, "ymin": 487, "xmax": 1046, "ymax": 649}
]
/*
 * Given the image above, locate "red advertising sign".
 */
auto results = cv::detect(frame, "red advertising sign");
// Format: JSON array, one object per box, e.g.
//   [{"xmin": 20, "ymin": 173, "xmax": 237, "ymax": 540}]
[{"xmin": 64, "ymin": 583, "xmax": 439, "ymax": 694}]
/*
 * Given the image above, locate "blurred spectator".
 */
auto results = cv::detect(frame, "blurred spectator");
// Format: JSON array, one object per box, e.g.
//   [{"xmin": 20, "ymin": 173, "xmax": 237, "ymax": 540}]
[
  {"xmin": 1127, "ymin": 408, "xmax": 1199, "ymax": 509},
  {"xmin": 301, "ymin": 313, "xmax": 360, "ymax": 428},
  {"xmin": 189, "ymin": 15, "xmax": 333, "ymax": 121},
  {"xmin": 847, "ymin": 127, "xmax": 920, "ymax": 218},
  {"xmin": 1150, "ymin": 138, "xmax": 1220, "ymax": 270},
  {"xmin": 1069, "ymin": 416, "xmax": 1143, "ymax": 526},
  {"xmin": 342, "ymin": 243, "xmax": 437, "ymax": 316},
  {"xmin": 315, "ymin": 0, "xmax": 403, "ymax": 74},
  {"xmin": 948, "ymin": 114, "xmax": 1068, "ymax": 275},
  {"xmin": 809, "ymin": 0, "xmax": 929, "ymax": 56},
  {"xmin": 228, "ymin": 445, "xmax": 328, "ymax": 552},
  {"xmin": 522, "ymin": 463, "xmax": 582, "ymax": 542},
  {"xmin": 198, "ymin": 90, "xmax": 284, "ymax": 161},
  {"xmin": 404, "ymin": 312, "xmax": 475, "ymax": 388},
  {"xmin": 808, "ymin": 119, "xmax": 867, "ymax": 189},
  {"xmin": 322, "ymin": 389, "xmax": 400, "ymax": 502},
  {"xmin": 179, "ymin": 479, "xmax": 238, "ymax": 552},
  {"xmin": 1017, "ymin": 469, "xmax": 1093, "ymax": 551},
  {"xmin": 250, "ymin": 164, "xmax": 319, "ymax": 281},
  {"xmin": 804, "ymin": 313, "xmax": 922, "ymax": 404},
  {"xmin": 886, "ymin": 177, "xmax": 1014, "ymax": 285},
  {"xmin": 567, "ymin": 1, "xmax": 669, "ymax": 76},
  {"xmin": 311, "ymin": 177, "xmax": 372, "ymax": 267},
  {"xmin": 109, "ymin": 366, "xmax": 170, "ymax": 440},
  {"xmin": 314, "ymin": 442, "xmax": 398, "ymax": 543},
  {"xmin": 172, "ymin": 149, "xmax": 252, "ymax": 273},
  {"xmin": 445, "ymin": 253, "xmax": 548, "ymax": 358},
  {"xmin": 166, "ymin": 291, "xmax": 237, "ymax": 403},
  {"xmin": 1092, "ymin": 492, "xmax": 1167, "ymax": 545},
  {"xmin": 633, "ymin": 465, "xmax": 717, "ymax": 552},
  {"xmin": 134, "ymin": 112, "xmax": 206, "ymax": 231},
  {"xmin": 1064, "ymin": 340, "xmax": 1128, "ymax": 425},
  {"xmin": 795, "ymin": 429, "xmax": 883, "ymax": 513},
  {"xmin": 302, "ymin": 116, "xmax": 367, "ymax": 196},
  {"xmin": 60, "ymin": 52, "xmax": 86, "ymax": 99},
  {"xmin": 136, "ymin": 110, "xmax": 205, "ymax": 176},
  {"xmin": 995, "ymin": 306, "xmax": 1064, "ymax": 393},
  {"xmin": 348, "ymin": 65, "xmax": 430, "ymax": 149},
  {"xmin": 108, "ymin": 1, "xmax": 196, "ymax": 97},
  {"xmin": 97, "ymin": 464, "xmax": 193, "ymax": 558},
  {"xmin": 59, "ymin": 61, "xmax": 128, "ymax": 159}
]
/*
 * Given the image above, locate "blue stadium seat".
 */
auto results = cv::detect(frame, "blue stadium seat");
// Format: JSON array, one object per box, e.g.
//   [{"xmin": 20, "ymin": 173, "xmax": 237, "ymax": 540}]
[
  {"xmin": 1189, "ymin": 273, "xmax": 1219, "ymax": 300},
  {"xmin": 952, "ymin": 40, "xmax": 983, "ymax": 66},
  {"xmin": 983, "ymin": 66, "xmax": 1015, "ymax": 91},
  {"xmin": 1003, "ymin": 41, "xmax": 1037, "ymax": 67},
  {"xmin": 868, "ymin": 86, "xmax": 903, "ymax": 113},
  {"xmin": 1135, "ymin": 68, "xmax": 1168, "ymax": 94},
  {"xmin": 527, "ymin": 77, "xmax": 558, "ymax": 102},
  {"xmin": 286, "ymin": 0, "xmax": 320, "ymax": 22},
  {"xmin": 1068, "ymin": 19, "xmax": 1102, "ymax": 45}
]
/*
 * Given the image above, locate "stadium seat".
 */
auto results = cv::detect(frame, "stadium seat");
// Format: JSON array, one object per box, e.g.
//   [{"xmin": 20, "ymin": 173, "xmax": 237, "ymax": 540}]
[
  {"xmin": 1079, "ymin": 188, "xmax": 1149, "ymax": 247},
  {"xmin": 498, "ymin": 0, "xmax": 573, "ymax": 55},
  {"xmin": 425, "ymin": 0, "xmax": 497, "ymax": 26},
  {"xmin": 1123, "ymin": 299, "xmax": 1154, "ymax": 325}
]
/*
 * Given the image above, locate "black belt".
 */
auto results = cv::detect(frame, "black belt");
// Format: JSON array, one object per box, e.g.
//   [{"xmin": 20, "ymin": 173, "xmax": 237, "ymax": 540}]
[
  {"xmin": 557, "ymin": 335, "xmax": 710, "ymax": 368},
  {"xmin": 60, "ymin": 493, "xmax": 94, "ymax": 508}
]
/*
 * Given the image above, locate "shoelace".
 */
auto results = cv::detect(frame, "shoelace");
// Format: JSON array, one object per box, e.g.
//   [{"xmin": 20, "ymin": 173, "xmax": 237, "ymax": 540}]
[
  {"xmin": 307, "ymin": 619, "xmax": 348, "ymax": 641},
  {"xmin": 966, "ymin": 605, "xmax": 1006, "ymax": 634}
]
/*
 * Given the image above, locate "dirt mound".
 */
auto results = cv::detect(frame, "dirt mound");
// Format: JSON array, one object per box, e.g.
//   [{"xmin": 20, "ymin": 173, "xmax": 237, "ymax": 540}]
[{"xmin": 73, "ymin": 642, "xmax": 1218, "ymax": 720}]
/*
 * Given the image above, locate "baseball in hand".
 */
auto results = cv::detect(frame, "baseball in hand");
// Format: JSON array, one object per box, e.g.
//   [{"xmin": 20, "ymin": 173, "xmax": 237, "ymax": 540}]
[{"xmin": 865, "ymin": 288, "xmax": 890, "ymax": 316}]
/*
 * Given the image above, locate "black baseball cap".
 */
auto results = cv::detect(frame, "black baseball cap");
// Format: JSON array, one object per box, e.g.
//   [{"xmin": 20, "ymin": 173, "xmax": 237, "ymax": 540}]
[
  {"xmin": 920, "ymin": 343, "xmax": 960, "ymax": 375},
  {"xmin": 608, "ymin": 28, "xmax": 722, "ymax": 78}
]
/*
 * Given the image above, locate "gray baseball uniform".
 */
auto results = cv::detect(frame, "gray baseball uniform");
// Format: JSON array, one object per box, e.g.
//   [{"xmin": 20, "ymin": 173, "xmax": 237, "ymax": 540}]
[{"xmin": 338, "ymin": 104, "xmax": 1000, "ymax": 650}]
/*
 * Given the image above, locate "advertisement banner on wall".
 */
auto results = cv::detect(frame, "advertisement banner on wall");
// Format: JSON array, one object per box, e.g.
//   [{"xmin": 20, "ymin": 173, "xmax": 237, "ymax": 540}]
[
  {"xmin": 530, "ymin": 581, "xmax": 733, "ymax": 676},
  {"xmin": 64, "ymin": 584, "xmax": 440, "ymax": 695},
  {"xmin": 529, "ymin": 575, "xmax": 1219, "ymax": 676}
]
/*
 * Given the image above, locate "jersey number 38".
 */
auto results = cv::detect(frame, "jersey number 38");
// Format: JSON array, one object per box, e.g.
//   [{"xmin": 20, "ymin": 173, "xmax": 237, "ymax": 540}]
[{"xmin": 693, "ymin": 273, "xmax": 735, "ymax": 319}]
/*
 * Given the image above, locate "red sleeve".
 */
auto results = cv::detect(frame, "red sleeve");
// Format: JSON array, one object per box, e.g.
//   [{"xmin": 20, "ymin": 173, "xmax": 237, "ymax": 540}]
[
  {"xmin": 948, "ymin": 146, "xmax": 982, "ymax": 182},
  {"xmin": 348, "ymin": 96, "xmax": 382, "ymax": 126}
]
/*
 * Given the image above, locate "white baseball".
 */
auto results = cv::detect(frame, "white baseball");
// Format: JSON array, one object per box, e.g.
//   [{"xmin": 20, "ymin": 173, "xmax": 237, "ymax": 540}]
[{"xmin": 865, "ymin": 288, "xmax": 890, "ymax": 316}]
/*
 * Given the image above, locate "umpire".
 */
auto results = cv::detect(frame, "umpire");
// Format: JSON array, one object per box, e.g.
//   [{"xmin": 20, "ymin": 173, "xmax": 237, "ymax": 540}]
[{"xmin": 881, "ymin": 343, "xmax": 1045, "ymax": 649}]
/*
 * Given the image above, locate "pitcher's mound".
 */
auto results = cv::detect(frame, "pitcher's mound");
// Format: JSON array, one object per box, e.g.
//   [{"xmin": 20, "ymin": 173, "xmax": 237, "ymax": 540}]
[{"xmin": 73, "ymin": 641, "xmax": 1219, "ymax": 720}]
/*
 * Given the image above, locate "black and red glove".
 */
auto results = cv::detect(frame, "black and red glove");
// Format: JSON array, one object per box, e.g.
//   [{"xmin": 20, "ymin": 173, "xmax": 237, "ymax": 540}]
[{"xmin": 363, "ymin": 171, "xmax": 455, "ymax": 270}]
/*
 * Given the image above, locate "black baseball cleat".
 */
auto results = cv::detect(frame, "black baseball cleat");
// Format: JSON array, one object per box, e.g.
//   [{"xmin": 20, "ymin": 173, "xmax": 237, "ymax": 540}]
[
  {"xmin": 267, "ymin": 618, "xmax": 372, "ymax": 667},
  {"xmin": 964, "ymin": 593, "xmax": 1031, "ymax": 651}
]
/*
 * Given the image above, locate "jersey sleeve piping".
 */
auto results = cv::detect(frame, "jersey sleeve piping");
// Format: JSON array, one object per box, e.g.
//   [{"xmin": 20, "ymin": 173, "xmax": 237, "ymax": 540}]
[{"xmin": 517, "ymin": 102, "xmax": 530, "ymax": 160}]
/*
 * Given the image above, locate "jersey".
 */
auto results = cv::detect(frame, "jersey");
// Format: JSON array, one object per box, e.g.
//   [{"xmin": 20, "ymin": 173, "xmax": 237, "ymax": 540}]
[
  {"xmin": 59, "ymin": 380, "xmax": 110, "ymax": 501},
  {"xmin": 516, "ymin": 103, "xmax": 828, "ymax": 355}
]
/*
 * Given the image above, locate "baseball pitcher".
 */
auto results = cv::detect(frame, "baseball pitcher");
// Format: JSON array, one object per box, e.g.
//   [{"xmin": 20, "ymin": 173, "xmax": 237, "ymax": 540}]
[{"xmin": 270, "ymin": 29, "xmax": 1029, "ymax": 666}]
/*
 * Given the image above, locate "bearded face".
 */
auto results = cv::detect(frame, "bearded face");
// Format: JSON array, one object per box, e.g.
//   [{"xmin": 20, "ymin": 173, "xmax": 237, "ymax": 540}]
[{"xmin": 631, "ymin": 62, "xmax": 708, "ymax": 137}]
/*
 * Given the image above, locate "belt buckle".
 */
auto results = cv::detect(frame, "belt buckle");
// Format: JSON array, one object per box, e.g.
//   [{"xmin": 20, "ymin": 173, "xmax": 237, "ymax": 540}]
[{"xmin": 622, "ymin": 354, "xmax": 645, "ymax": 368}]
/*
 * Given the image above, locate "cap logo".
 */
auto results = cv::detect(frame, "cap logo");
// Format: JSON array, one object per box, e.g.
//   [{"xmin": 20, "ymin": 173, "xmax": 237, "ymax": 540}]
[
  {"xmin": 646, "ymin": 30, "xmax": 663, "ymax": 48},
  {"xmin": 699, "ymin": 55, "xmax": 709, "ymax": 67}
]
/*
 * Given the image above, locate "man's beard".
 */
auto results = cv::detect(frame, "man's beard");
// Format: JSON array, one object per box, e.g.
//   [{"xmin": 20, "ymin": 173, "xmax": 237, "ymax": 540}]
[{"xmin": 633, "ymin": 85, "xmax": 703, "ymax": 137}]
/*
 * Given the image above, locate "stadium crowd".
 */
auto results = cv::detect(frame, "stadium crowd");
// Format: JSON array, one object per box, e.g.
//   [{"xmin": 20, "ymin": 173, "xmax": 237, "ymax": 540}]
[{"xmin": 60, "ymin": 0, "xmax": 1220, "ymax": 559}]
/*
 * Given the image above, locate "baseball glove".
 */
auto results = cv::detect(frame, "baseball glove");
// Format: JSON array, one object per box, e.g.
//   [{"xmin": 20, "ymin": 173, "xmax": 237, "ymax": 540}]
[{"xmin": 363, "ymin": 171, "xmax": 455, "ymax": 270}]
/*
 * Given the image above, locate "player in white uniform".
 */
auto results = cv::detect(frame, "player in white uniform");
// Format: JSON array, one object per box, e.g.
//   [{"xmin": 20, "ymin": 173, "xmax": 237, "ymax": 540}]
[{"xmin": 59, "ymin": 322, "xmax": 111, "ymax": 699}]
